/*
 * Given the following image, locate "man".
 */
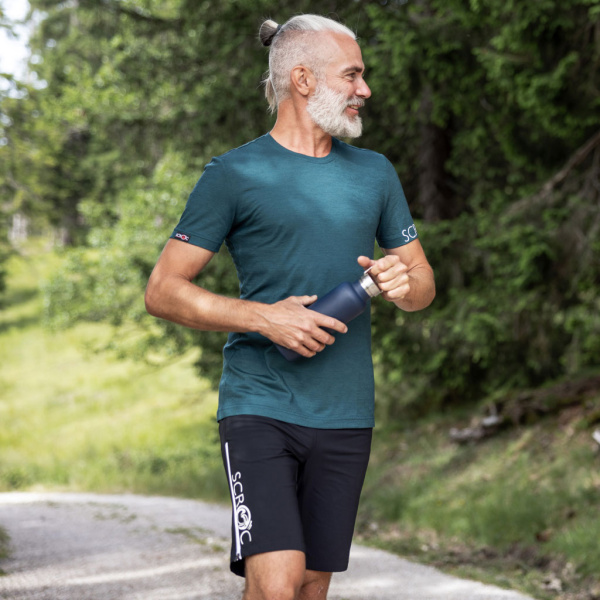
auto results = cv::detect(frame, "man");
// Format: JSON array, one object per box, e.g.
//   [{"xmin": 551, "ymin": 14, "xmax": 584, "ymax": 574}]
[{"xmin": 145, "ymin": 14, "xmax": 435, "ymax": 600}]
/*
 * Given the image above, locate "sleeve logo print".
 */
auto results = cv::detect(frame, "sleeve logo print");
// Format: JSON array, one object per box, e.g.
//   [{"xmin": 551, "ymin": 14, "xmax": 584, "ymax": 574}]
[
  {"xmin": 175, "ymin": 232, "xmax": 190, "ymax": 242},
  {"xmin": 402, "ymin": 224, "xmax": 418, "ymax": 244}
]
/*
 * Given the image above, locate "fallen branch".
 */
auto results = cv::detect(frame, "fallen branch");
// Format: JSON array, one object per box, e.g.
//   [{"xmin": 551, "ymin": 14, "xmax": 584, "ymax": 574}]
[
  {"xmin": 507, "ymin": 129, "xmax": 600, "ymax": 217},
  {"xmin": 449, "ymin": 376, "xmax": 600, "ymax": 444},
  {"xmin": 449, "ymin": 414, "xmax": 504, "ymax": 444}
]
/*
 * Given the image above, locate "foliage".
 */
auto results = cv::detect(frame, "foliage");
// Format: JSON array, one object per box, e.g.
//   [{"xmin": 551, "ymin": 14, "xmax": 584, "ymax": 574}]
[
  {"xmin": 0, "ymin": 249, "xmax": 227, "ymax": 501},
  {"xmin": 363, "ymin": 0, "xmax": 600, "ymax": 411},
  {"xmin": 0, "ymin": 216, "xmax": 10, "ymax": 304},
  {"xmin": 1, "ymin": 0, "xmax": 600, "ymax": 412},
  {"xmin": 372, "ymin": 183, "xmax": 600, "ymax": 415}
]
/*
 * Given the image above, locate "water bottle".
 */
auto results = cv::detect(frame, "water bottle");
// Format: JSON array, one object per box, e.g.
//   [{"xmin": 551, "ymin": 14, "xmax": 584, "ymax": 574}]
[{"xmin": 276, "ymin": 271, "xmax": 381, "ymax": 361}]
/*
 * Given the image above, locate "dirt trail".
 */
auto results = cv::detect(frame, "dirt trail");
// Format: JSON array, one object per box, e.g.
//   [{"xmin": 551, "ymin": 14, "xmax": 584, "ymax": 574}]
[{"xmin": 0, "ymin": 492, "xmax": 537, "ymax": 600}]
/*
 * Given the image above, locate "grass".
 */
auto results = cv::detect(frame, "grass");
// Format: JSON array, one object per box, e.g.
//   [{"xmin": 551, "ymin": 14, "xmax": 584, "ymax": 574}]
[
  {"xmin": 0, "ymin": 244, "xmax": 228, "ymax": 502},
  {"xmin": 358, "ymin": 413, "xmax": 600, "ymax": 599},
  {"xmin": 0, "ymin": 526, "xmax": 9, "ymax": 574},
  {"xmin": 2, "ymin": 242, "xmax": 600, "ymax": 599}
]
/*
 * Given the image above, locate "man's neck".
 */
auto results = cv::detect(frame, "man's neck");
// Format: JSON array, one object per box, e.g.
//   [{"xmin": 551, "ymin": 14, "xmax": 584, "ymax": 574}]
[{"xmin": 269, "ymin": 103, "xmax": 332, "ymax": 158}]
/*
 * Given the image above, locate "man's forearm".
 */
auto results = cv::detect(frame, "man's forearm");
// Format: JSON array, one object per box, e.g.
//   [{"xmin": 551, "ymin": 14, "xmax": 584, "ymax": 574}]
[
  {"xmin": 145, "ymin": 272, "xmax": 348, "ymax": 357},
  {"xmin": 392, "ymin": 264, "xmax": 436, "ymax": 312},
  {"xmin": 145, "ymin": 273, "xmax": 265, "ymax": 333}
]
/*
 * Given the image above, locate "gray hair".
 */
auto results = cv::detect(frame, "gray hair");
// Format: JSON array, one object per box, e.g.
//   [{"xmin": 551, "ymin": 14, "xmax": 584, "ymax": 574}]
[{"xmin": 259, "ymin": 15, "xmax": 356, "ymax": 113}]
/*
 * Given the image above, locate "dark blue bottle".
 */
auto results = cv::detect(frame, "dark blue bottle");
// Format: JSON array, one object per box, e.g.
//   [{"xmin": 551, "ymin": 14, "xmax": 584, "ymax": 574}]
[{"xmin": 276, "ymin": 272, "xmax": 381, "ymax": 361}]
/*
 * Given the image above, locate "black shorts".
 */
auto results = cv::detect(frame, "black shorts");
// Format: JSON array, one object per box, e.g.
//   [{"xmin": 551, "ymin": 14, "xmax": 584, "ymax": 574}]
[{"xmin": 219, "ymin": 415, "xmax": 372, "ymax": 577}]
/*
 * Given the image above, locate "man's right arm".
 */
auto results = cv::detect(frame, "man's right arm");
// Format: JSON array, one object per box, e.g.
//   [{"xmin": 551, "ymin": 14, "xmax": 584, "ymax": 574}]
[{"xmin": 144, "ymin": 239, "xmax": 347, "ymax": 358}]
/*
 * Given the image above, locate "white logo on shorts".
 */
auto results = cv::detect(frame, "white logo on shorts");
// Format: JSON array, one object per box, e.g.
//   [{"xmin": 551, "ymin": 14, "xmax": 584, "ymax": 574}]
[{"xmin": 225, "ymin": 443, "xmax": 253, "ymax": 559}]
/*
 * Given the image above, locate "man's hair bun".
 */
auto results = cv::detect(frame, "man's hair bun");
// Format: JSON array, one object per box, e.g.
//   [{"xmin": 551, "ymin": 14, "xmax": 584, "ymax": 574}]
[{"xmin": 259, "ymin": 20, "xmax": 280, "ymax": 47}]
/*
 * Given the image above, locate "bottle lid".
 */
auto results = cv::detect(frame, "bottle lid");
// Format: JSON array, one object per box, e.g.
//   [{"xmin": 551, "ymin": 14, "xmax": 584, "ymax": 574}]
[{"xmin": 359, "ymin": 271, "xmax": 382, "ymax": 298}]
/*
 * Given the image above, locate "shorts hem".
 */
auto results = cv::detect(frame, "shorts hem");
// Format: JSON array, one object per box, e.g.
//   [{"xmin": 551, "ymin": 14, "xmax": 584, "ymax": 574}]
[
  {"xmin": 231, "ymin": 544, "xmax": 306, "ymax": 578},
  {"xmin": 306, "ymin": 561, "xmax": 349, "ymax": 573}
]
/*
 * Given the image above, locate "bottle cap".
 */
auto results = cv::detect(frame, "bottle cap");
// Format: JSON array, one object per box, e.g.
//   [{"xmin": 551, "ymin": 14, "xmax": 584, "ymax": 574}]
[{"xmin": 359, "ymin": 271, "xmax": 382, "ymax": 298}]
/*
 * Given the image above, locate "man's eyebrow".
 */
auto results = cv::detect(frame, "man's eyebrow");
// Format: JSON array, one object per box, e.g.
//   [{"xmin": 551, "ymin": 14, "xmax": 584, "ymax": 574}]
[{"xmin": 341, "ymin": 65, "xmax": 365, "ymax": 74}]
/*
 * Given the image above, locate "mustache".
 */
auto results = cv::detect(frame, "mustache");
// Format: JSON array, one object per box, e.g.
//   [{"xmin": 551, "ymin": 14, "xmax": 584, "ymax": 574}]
[{"xmin": 347, "ymin": 98, "xmax": 365, "ymax": 107}]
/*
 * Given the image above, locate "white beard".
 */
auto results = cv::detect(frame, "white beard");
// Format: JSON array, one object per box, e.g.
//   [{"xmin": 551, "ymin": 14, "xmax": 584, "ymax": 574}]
[{"xmin": 306, "ymin": 81, "xmax": 364, "ymax": 138}]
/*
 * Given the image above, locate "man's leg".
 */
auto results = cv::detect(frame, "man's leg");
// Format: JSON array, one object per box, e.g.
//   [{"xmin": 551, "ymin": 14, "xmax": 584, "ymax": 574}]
[
  {"xmin": 299, "ymin": 570, "xmax": 332, "ymax": 600},
  {"xmin": 243, "ymin": 550, "xmax": 306, "ymax": 600}
]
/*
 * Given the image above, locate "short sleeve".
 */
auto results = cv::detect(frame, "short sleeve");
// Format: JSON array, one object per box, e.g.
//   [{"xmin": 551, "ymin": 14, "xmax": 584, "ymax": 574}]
[
  {"xmin": 376, "ymin": 158, "xmax": 419, "ymax": 249},
  {"xmin": 170, "ymin": 157, "xmax": 235, "ymax": 252}
]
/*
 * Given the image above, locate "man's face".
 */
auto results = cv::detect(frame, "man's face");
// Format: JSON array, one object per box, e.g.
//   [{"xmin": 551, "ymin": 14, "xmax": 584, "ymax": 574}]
[{"xmin": 306, "ymin": 33, "xmax": 371, "ymax": 139}]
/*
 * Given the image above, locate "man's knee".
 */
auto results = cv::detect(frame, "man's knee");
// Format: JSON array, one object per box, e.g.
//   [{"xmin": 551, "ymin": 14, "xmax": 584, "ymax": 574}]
[
  {"xmin": 299, "ymin": 570, "xmax": 332, "ymax": 600},
  {"xmin": 244, "ymin": 550, "xmax": 305, "ymax": 600},
  {"xmin": 245, "ymin": 580, "xmax": 300, "ymax": 600}
]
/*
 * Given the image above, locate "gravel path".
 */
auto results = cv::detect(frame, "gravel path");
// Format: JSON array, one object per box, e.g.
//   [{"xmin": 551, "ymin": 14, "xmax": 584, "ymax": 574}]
[{"xmin": 0, "ymin": 492, "xmax": 537, "ymax": 600}]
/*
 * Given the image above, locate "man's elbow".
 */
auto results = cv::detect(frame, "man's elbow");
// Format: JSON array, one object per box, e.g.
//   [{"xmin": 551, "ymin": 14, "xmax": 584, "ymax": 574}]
[
  {"xmin": 144, "ymin": 276, "xmax": 163, "ymax": 318},
  {"xmin": 422, "ymin": 270, "xmax": 436, "ymax": 309},
  {"xmin": 424, "ymin": 281, "xmax": 436, "ymax": 309}
]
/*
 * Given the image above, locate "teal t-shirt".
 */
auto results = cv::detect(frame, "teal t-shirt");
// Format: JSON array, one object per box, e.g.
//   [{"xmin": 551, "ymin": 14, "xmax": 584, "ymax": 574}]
[{"xmin": 171, "ymin": 134, "xmax": 417, "ymax": 428}]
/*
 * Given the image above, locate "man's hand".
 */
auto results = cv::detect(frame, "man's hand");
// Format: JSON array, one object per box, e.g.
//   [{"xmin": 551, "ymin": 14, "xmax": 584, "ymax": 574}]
[
  {"xmin": 357, "ymin": 254, "xmax": 410, "ymax": 302},
  {"xmin": 260, "ymin": 295, "xmax": 348, "ymax": 358}
]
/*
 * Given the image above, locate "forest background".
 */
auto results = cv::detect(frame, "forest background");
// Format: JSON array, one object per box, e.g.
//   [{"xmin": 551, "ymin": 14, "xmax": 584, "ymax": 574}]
[{"xmin": 1, "ymin": 1, "xmax": 600, "ymax": 599}]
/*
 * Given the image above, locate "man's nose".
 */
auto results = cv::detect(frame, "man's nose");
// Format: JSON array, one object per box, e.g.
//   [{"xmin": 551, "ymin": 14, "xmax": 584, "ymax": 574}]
[{"xmin": 357, "ymin": 78, "xmax": 371, "ymax": 99}]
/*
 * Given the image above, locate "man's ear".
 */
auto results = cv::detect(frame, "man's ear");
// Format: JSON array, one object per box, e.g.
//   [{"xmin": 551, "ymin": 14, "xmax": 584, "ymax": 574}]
[{"xmin": 290, "ymin": 65, "xmax": 315, "ymax": 97}]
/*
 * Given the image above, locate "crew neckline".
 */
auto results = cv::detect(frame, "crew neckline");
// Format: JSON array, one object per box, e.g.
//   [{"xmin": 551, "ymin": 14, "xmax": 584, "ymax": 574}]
[{"xmin": 265, "ymin": 133, "xmax": 338, "ymax": 164}]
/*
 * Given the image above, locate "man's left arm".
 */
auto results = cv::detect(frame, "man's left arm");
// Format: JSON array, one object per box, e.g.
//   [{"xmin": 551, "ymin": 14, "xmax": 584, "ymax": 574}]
[{"xmin": 357, "ymin": 239, "xmax": 435, "ymax": 312}]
